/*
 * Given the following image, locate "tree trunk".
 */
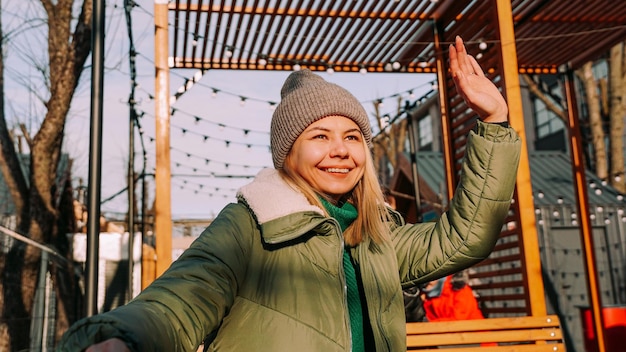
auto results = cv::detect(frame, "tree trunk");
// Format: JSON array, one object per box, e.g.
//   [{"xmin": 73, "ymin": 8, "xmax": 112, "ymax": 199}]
[
  {"xmin": 372, "ymin": 97, "xmax": 407, "ymax": 187},
  {"xmin": 609, "ymin": 42, "xmax": 626, "ymax": 193},
  {"xmin": 579, "ymin": 62, "xmax": 609, "ymax": 181}
]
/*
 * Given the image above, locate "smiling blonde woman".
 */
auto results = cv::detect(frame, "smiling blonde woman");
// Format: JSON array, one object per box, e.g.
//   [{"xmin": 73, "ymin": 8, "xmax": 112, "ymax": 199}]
[{"xmin": 59, "ymin": 36, "xmax": 521, "ymax": 352}]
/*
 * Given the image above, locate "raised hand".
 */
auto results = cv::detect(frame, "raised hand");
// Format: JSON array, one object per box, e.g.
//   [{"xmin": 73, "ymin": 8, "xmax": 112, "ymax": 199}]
[{"xmin": 449, "ymin": 36, "xmax": 508, "ymax": 123}]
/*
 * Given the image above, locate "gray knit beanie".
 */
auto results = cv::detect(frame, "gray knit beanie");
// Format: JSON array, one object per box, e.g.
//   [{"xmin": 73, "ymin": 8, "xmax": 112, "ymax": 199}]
[{"xmin": 270, "ymin": 69, "xmax": 372, "ymax": 169}]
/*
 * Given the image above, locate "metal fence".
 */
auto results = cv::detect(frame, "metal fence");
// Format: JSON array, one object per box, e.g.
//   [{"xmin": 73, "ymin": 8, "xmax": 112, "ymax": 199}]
[{"xmin": 0, "ymin": 223, "xmax": 68, "ymax": 352}]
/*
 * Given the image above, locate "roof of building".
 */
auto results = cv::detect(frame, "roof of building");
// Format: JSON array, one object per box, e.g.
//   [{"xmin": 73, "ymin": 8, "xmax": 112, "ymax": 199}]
[{"xmin": 412, "ymin": 150, "xmax": 625, "ymax": 207}]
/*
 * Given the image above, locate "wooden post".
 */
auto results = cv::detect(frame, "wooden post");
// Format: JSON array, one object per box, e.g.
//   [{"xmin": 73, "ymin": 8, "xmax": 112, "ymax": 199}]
[
  {"xmin": 153, "ymin": 0, "xmax": 172, "ymax": 278},
  {"xmin": 141, "ymin": 243, "xmax": 157, "ymax": 289},
  {"xmin": 433, "ymin": 22, "xmax": 455, "ymax": 200},
  {"xmin": 563, "ymin": 68, "xmax": 607, "ymax": 352},
  {"xmin": 494, "ymin": 0, "xmax": 547, "ymax": 316}
]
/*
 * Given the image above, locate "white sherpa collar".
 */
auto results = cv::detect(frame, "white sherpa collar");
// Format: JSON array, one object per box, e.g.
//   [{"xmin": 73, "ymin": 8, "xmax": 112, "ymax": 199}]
[{"xmin": 236, "ymin": 168, "xmax": 324, "ymax": 224}]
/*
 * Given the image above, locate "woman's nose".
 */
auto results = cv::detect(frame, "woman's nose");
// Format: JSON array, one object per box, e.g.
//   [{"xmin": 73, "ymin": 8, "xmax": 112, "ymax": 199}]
[{"xmin": 329, "ymin": 139, "xmax": 348, "ymax": 157}]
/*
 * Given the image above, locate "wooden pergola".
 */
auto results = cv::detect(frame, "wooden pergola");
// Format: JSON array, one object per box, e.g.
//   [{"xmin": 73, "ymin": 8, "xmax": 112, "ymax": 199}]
[{"xmin": 152, "ymin": 1, "xmax": 626, "ymax": 351}]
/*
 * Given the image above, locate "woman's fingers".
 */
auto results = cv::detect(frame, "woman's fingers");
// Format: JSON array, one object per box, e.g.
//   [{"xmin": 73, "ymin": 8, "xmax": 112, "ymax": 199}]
[
  {"xmin": 456, "ymin": 36, "xmax": 473, "ymax": 74},
  {"xmin": 449, "ymin": 36, "xmax": 480, "ymax": 79},
  {"xmin": 469, "ymin": 55, "xmax": 485, "ymax": 77}
]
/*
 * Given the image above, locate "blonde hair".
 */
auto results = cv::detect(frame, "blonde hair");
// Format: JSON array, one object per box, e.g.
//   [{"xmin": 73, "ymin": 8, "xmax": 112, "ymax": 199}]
[{"xmin": 280, "ymin": 139, "xmax": 392, "ymax": 247}]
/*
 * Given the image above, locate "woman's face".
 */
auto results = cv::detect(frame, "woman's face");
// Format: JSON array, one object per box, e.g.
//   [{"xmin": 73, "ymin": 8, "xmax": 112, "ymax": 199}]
[{"xmin": 287, "ymin": 115, "xmax": 366, "ymax": 203}]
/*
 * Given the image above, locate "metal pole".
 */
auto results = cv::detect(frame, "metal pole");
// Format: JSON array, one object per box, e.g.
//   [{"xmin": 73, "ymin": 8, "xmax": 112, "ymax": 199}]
[
  {"xmin": 29, "ymin": 251, "xmax": 48, "ymax": 351},
  {"xmin": 86, "ymin": 0, "xmax": 105, "ymax": 317},
  {"xmin": 127, "ymin": 112, "xmax": 135, "ymax": 302},
  {"xmin": 124, "ymin": 0, "xmax": 137, "ymax": 303}
]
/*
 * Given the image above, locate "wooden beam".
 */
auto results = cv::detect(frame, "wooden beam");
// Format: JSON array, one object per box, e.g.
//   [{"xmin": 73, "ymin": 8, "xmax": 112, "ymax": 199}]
[
  {"xmin": 563, "ymin": 68, "xmax": 607, "ymax": 352},
  {"xmin": 494, "ymin": 0, "xmax": 547, "ymax": 316},
  {"xmin": 154, "ymin": 0, "xmax": 173, "ymax": 279},
  {"xmin": 433, "ymin": 22, "xmax": 456, "ymax": 201}
]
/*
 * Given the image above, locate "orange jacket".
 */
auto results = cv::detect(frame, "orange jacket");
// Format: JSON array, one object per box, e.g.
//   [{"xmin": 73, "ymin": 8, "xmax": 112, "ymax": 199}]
[{"xmin": 423, "ymin": 275, "xmax": 484, "ymax": 322}]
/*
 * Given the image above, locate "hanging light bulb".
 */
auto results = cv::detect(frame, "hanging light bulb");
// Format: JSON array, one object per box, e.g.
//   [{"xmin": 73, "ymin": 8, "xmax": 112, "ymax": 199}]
[
  {"xmin": 392, "ymin": 61, "xmax": 401, "ymax": 70},
  {"xmin": 225, "ymin": 46, "xmax": 233, "ymax": 58},
  {"xmin": 293, "ymin": 63, "xmax": 301, "ymax": 71},
  {"xmin": 478, "ymin": 40, "xmax": 488, "ymax": 51},
  {"xmin": 326, "ymin": 66, "xmax": 335, "ymax": 75},
  {"xmin": 359, "ymin": 66, "xmax": 367, "ymax": 75},
  {"xmin": 258, "ymin": 56, "xmax": 267, "ymax": 66}
]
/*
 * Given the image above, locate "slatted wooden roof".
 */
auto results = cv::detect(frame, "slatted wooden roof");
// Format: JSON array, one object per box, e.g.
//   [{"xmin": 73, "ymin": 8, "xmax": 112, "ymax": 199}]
[{"xmin": 168, "ymin": 0, "xmax": 626, "ymax": 74}]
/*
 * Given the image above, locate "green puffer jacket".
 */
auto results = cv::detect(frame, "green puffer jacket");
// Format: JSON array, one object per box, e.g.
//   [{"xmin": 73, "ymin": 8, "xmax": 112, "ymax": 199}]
[{"xmin": 57, "ymin": 122, "xmax": 520, "ymax": 352}]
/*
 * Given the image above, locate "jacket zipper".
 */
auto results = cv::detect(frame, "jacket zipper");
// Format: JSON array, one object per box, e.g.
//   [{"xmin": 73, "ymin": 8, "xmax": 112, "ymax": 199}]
[
  {"xmin": 358, "ymin": 244, "xmax": 391, "ymax": 351},
  {"xmin": 330, "ymin": 218, "xmax": 352, "ymax": 352}
]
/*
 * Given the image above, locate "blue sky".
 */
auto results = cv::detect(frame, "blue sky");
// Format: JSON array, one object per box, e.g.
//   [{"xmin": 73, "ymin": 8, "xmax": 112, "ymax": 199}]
[{"xmin": 3, "ymin": 0, "xmax": 435, "ymax": 219}]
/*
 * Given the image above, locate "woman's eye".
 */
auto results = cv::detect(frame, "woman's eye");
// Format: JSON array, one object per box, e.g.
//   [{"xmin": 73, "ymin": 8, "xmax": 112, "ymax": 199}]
[
  {"xmin": 346, "ymin": 135, "xmax": 360, "ymax": 141},
  {"xmin": 313, "ymin": 134, "xmax": 327, "ymax": 140}
]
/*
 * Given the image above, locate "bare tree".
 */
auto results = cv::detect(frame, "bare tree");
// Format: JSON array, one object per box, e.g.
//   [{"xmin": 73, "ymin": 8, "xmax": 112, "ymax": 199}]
[
  {"xmin": 0, "ymin": 0, "xmax": 92, "ymax": 350},
  {"xmin": 520, "ymin": 41, "xmax": 626, "ymax": 194},
  {"xmin": 608, "ymin": 42, "xmax": 625, "ymax": 194},
  {"xmin": 580, "ymin": 61, "xmax": 609, "ymax": 181},
  {"xmin": 372, "ymin": 95, "xmax": 407, "ymax": 187}
]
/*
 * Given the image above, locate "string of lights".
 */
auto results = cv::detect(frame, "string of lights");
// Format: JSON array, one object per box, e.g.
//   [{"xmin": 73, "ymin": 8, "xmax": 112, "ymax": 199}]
[
  {"xmin": 136, "ymin": 51, "xmax": 439, "ymax": 113},
  {"xmin": 167, "ymin": 142, "xmax": 268, "ymax": 171},
  {"xmin": 140, "ymin": 110, "xmax": 271, "ymax": 151}
]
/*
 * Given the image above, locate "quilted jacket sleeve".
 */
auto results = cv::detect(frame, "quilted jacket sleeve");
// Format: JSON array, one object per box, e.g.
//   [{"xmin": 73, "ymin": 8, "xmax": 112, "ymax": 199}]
[
  {"xmin": 395, "ymin": 121, "xmax": 521, "ymax": 288},
  {"xmin": 56, "ymin": 203, "xmax": 257, "ymax": 352}
]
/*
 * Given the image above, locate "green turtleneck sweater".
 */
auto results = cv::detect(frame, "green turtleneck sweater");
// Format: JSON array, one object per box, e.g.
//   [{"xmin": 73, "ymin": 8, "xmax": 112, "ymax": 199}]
[{"xmin": 320, "ymin": 198, "xmax": 368, "ymax": 352}]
